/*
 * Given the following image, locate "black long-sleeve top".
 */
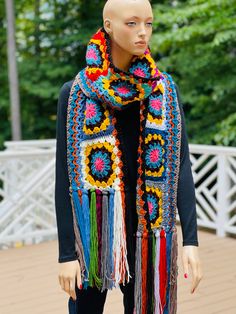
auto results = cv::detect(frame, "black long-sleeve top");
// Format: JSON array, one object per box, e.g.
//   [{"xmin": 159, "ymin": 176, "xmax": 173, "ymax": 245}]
[{"xmin": 55, "ymin": 79, "xmax": 199, "ymax": 263}]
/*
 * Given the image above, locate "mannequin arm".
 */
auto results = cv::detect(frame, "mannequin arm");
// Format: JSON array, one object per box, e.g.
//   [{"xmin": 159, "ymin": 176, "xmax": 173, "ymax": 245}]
[
  {"xmin": 181, "ymin": 245, "xmax": 203, "ymax": 293},
  {"xmin": 58, "ymin": 260, "xmax": 82, "ymax": 300}
]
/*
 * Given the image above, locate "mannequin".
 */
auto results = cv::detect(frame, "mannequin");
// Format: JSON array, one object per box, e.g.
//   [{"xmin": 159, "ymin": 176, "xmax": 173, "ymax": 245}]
[{"xmin": 55, "ymin": 0, "xmax": 203, "ymax": 313}]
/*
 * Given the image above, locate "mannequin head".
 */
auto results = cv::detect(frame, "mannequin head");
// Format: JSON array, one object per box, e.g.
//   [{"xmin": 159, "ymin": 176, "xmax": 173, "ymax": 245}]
[{"xmin": 103, "ymin": 0, "xmax": 153, "ymax": 71}]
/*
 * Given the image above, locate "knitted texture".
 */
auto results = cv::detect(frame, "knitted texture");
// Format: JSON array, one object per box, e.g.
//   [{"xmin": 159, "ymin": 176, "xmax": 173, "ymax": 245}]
[{"xmin": 66, "ymin": 27, "xmax": 181, "ymax": 313}]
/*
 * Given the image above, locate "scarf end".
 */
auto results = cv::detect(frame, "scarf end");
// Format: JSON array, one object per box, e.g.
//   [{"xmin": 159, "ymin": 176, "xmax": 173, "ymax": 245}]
[
  {"xmin": 71, "ymin": 186, "xmax": 130, "ymax": 291},
  {"xmin": 134, "ymin": 227, "xmax": 178, "ymax": 314}
]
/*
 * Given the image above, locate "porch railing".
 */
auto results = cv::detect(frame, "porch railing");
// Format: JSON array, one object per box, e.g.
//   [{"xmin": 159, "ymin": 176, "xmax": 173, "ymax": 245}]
[{"xmin": 0, "ymin": 139, "xmax": 235, "ymax": 248}]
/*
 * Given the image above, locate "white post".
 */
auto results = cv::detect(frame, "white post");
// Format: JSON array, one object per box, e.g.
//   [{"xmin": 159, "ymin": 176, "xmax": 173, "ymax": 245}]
[
  {"xmin": 5, "ymin": 0, "xmax": 22, "ymax": 140},
  {"xmin": 217, "ymin": 155, "xmax": 230, "ymax": 237}
]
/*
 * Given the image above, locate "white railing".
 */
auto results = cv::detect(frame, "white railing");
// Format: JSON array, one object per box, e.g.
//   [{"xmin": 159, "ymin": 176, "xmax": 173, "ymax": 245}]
[
  {"xmin": 189, "ymin": 144, "xmax": 236, "ymax": 237},
  {"xmin": 0, "ymin": 140, "xmax": 57, "ymax": 249},
  {"xmin": 0, "ymin": 140, "xmax": 235, "ymax": 249}
]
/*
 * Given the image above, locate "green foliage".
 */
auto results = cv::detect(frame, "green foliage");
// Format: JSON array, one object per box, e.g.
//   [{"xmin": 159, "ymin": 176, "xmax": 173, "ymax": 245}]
[
  {"xmin": 0, "ymin": 0, "xmax": 235, "ymax": 148},
  {"xmin": 0, "ymin": 0, "xmax": 104, "ymax": 148},
  {"xmin": 214, "ymin": 113, "xmax": 236, "ymax": 146},
  {"xmin": 151, "ymin": 0, "xmax": 236, "ymax": 146}
]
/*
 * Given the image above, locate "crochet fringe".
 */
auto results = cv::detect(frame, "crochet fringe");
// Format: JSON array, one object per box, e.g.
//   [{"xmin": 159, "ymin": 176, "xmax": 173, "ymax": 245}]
[
  {"xmin": 101, "ymin": 189, "xmax": 113, "ymax": 290},
  {"xmin": 72, "ymin": 187, "xmax": 178, "ymax": 313},
  {"xmin": 169, "ymin": 228, "xmax": 178, "ymax": 314},
  {"xmin": 71, "ymin": 187, "xmax": 130, "ymax": 290},
  {"xmin": 154, "ymin": 230, "xmax": 161, "ymax": 314},
  {"xmin": 134, "ymin": 228, "xmax": 178, "ymax": 314},
  {"xmin": 89, "ymin": 188, "xmax": 101, "ymax": 287},
  {"xmin": 71, "ymin": 190, "xmax": 86, "ymax": 282},
  {"xmin": 71, "ymin": 190, "xmax": 89, "ymax": 286},
  {"xmin": 113, "ymin": 188, "xmax": 131, "ymax": 286},
  {"xmin": 134, "ymin": 232, "xmax": 142, "ymax": 314}
]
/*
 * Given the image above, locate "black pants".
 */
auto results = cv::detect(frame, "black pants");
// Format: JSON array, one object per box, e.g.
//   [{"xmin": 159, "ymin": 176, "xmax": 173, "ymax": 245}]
[{"xmin": 68, "ymin": 280, "xmax": 135, "ymax": 314}]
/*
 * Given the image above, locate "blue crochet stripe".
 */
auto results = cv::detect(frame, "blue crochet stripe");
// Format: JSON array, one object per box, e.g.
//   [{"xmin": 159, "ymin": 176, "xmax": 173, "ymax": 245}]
[{"xmin": 161, "ymin": 72, "xmax": 181, "ymax": 231}]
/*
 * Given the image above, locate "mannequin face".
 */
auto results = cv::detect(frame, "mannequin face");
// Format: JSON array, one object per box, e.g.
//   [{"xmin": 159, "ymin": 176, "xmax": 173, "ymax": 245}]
[{"xmin": 103, "ymin": 0, "xmax": 153, "ymax": 57}]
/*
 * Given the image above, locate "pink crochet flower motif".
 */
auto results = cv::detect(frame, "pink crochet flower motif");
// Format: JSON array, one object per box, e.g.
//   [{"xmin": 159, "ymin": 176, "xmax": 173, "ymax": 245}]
[
  {"xmin": 86, "ymin": 48, "xmax": 98, "ymax": 61},
  {"xmin": 94, "ymin": 158, "xmax": 105, "ymax": 172},
  {"xmin": 150, "ymin": 148, "xmax": 159, "ymax": 163},
  {"xmin": 86, "ymin": 103, "xmax": 96, "ymax": 119},
  {"xmin": 150, "ymin": 98, "xmax": 162, "ymax": 111},
  {"xmin": 133, "ymin": 68, "xmax": 146, "ymax": 77},
  {"xmin": 148, "ymin": 201, "xmax": 154, "ymax": 215},
  {"xmin": 116, "ymin": 86, "xmax": 130, "ymax": 95}
]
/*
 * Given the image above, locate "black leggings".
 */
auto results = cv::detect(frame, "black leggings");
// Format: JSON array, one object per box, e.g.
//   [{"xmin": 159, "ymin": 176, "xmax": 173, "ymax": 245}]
[{"xmin": 68, "ymin": 280, "xmax": 135, "ymax": 314}]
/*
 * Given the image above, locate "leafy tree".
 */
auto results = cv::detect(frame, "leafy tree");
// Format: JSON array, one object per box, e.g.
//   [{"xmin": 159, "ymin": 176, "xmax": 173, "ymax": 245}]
[
  {"xmin": 151, "ymin": 0, "xmax": 236, "ymax": 145},
  {"xmin": 0, "ymin": 0, "xmax": 104, "ymax": 148},
  {"xmin": 0, "ymin": 0, "xmax": 235, "ymax": 148}
]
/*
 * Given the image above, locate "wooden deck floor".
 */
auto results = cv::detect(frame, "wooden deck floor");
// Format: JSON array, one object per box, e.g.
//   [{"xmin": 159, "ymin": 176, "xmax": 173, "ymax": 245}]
[{"xmin": 0, "ymin": 225, "xmax": 236, "ymax": 314}]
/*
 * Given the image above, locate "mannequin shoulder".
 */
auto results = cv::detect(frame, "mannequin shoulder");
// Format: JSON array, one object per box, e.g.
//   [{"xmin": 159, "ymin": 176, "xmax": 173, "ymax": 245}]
[
  {"xmin": 58, "ymin": 79, "xmax": 74, "ymax": 103},
  {"xmin": 57, "ymin": 80, "xmax": 75, "ymax": 120}
]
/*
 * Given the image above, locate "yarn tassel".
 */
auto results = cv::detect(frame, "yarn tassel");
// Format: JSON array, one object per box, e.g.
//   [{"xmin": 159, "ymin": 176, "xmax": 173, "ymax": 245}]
[
  {"xmin": 159, "ymin": 229, "xmax": 167, "ymax": 311},
  {"xmin": 154, "ymin": 230, "xmax": 161, "ymax": 314},
  {"xmin": 147, "ymin": 232, "xmax": 154, "ymax": 313},
  {"xmin": 141, "ymin": 231, "xmax": 148, "ymax": 314},
  {"xmin": 101, "ymin": 190, "xmax": 113, "ymax": 291},
  {"xmin": 112, "ymin": 187, "xmax": 130, "ymax": 286},
  {"xmin": 152, "ymin": 231, "xmax": 156, "ymax": 266},
  {"xmin": 96, "ymin": 189, "xmax": 103, "ymax": 277},
  {"xmin": 88, "ymin": 188, "xmax": 102, "ymax": 288},
  {"xmin": 108, "ymin": 188, "xmax": 115, "ymax": 279},
  {"xmin": 81, "ymin": 189, "xmax": 91, "ymax": 272},
  {"xmin": 134, "ymin": 231, "xmax": 142, "ymax": 314},
  {"xmin": 164, "ymin": 231, "xmax": 173, "ymax": 314},
  {"xmin": 169, "ymin": 229, "xmax": 178, "ymax": 314},
  {"xmin": 70, "ymin": 192, "xmax": 86, "ymax": 281},
  {"xmin": 72, "ymin": 190, "xmax": 90, "ymax": 285}
]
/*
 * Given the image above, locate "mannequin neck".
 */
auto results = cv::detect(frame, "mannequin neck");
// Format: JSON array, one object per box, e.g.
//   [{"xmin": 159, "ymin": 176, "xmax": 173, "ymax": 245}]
[{"xmin": 110, "ymin": 39, "xmax": 133, "ymax": 72}]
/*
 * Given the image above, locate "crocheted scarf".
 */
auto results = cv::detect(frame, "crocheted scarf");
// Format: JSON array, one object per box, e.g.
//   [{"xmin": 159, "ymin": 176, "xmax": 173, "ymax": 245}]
[{"xmin": 67, "ymin": 27, "xmax": 181, "ymax": 314}]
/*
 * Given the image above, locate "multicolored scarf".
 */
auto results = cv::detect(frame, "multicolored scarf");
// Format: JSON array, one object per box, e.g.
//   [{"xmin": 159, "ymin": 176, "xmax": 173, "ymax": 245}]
[{"xmin": 66, "ymin": 27, "xmax": 181, "ymax": 314}]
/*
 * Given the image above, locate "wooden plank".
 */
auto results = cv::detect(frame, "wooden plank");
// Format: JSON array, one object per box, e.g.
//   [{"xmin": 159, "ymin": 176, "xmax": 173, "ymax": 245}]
[{"xmin": 0, "ymin": 226, "xmax": 235, "ymax": 314}]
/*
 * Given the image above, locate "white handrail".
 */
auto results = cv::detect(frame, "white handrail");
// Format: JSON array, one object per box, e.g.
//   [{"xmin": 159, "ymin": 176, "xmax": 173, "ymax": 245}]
[{"xmin": 0, "ymin": 139, "xmax": 235, "ymax": 248}]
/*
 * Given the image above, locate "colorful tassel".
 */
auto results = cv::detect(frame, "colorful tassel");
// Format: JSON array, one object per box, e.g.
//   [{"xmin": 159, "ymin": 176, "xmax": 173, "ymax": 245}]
[
  {"xmin": 89, "ymin": 188, "xmax": 102, "ymax": 288},
  {"xmin": 169, "ymin": 229, "xmax": 178, "ymax": 314},
  {"xmin": 159, "ymin": 229, "xmax": 167, "ymax": 311},
  {"xmin": 72, "ymin": 190, "xmax": 90, "ymax": 285},
  {"xmin": 147, "ymin": 232, "xmax": 154, "ymax": 313},
  {"xmin": 81, "ymin": 189, "xmax": 91, "ymax": 273},
  {"xmin": 134, "ymin": 231, "xmax": 142, "ymax": 314},
  {"xmin": 112, "ymin": 187, "xmax": 130, "ymax": 286},
  {"xmin": 154, "ymin": 229, "xmax": 161, "ymax": 314},
  {"xmin": 141, "ymin": 231, "xmax": 148, "ymax": 314},
  {"xmin": 70, "ymin": 191, "xmax": 86, "ymax": 282},
  {"xmin": 101, "ymin": 190, "xmax": 111, "ymax": 290},
  {"xmin": 108, "ymin": 188, "xmax": 115, "ymax": 277},
  {"xmin": 164, "ymin": 231, "xmax": 173, "ymax": 314},
  {"xmin": 96, "ymin": 189, "xmax": 103, "ymax": 276}
]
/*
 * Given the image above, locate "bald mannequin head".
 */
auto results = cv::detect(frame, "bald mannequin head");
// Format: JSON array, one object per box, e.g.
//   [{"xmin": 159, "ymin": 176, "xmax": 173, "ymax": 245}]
[
  {"xmin": 102, "ymin": 0, "xmax": 153, "ymax": 64},
  {"xmin": 103, "ymin": 0, "xmax": 152, "ymax": 22}
]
